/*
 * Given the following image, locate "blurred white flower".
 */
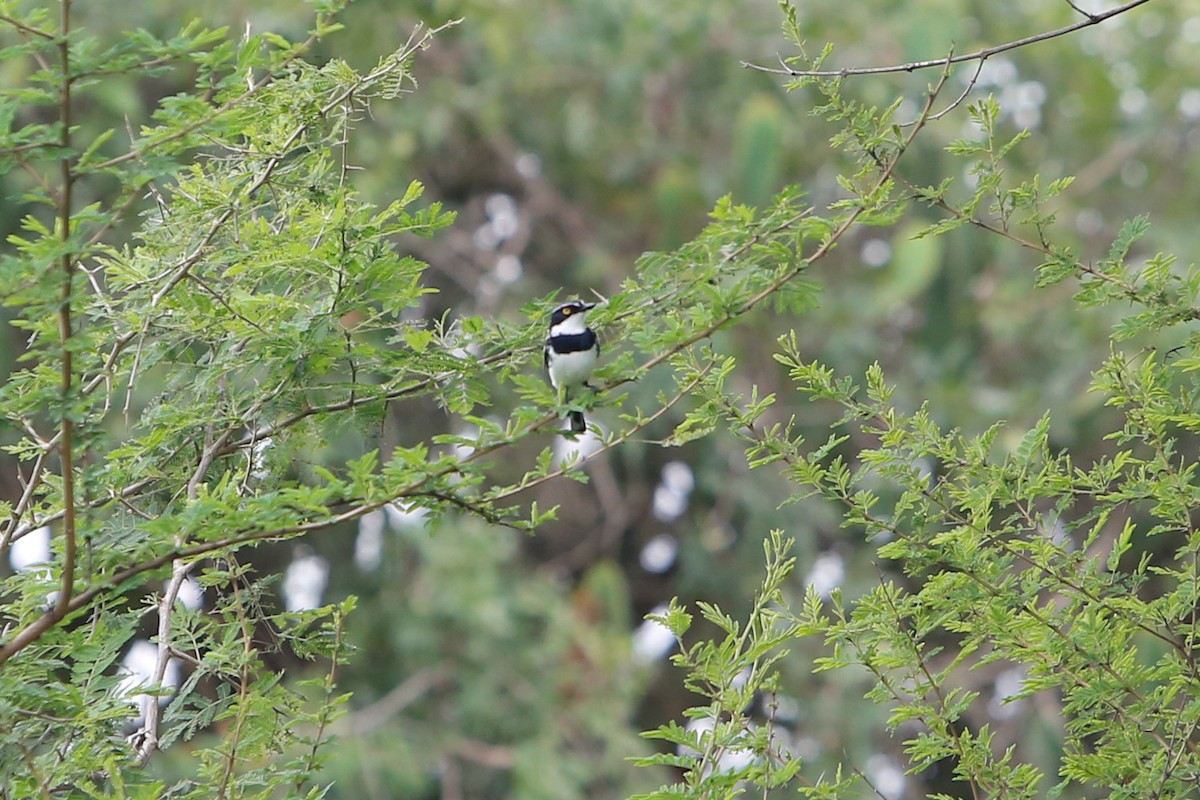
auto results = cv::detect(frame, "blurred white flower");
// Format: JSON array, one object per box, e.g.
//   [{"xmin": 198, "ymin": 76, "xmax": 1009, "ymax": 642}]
[
  {"xmin": 631, "ymin": 603, "xmax": 676, "ymax": 664},
  {"xmin": 283, "ymin": 547, "xmax": 329, "ymax": 612}
]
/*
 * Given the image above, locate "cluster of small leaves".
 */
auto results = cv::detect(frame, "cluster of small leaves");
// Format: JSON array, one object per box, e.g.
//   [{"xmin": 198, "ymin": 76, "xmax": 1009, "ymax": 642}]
[
  {"xmin": 1045, "ymin": 215, "xmax": 1200, "ymax": 344},
  {"xmin": 162, "ymin": 594, "xmax": 356, "ymax": 800},
  {"xmin": 632, "ymin": 531, "xmax": 813, "ymax": 800},
  {"xmin": 915, "ymin": 96, "xmax": 1069, "ymax": 239}
]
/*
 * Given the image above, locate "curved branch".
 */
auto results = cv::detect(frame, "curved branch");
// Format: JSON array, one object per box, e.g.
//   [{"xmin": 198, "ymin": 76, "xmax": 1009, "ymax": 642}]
[{"xmin": 743, "ymin": 0, "xmax": 1151, "ymax": 78}]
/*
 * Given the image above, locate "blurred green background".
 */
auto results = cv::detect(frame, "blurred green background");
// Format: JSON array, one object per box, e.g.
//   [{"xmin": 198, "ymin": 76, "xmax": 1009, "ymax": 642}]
[{"xmin": 4, "ymin": 0, "xmax": 1200, "ymax": 797}]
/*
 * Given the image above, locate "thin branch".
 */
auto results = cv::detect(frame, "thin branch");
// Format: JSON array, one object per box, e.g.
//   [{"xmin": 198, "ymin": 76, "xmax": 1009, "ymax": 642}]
[
  {"xmin": 1064, "ymin": 0, "xmax": 1100, "ymax": 20},
  {"xmin": 122, "ymin": 333, "xmax": 146, "ymax": 422},
  {"xmin": 0, "ymin": 12, "xmax": 54, "ymax": 40},
  {"xmin": 183, "ymin": 272, "xmax": 269, "ymax": 335},
  {"xmin": 54, "ymin": 0, "xmax": 77, "ymax": 619},
  {"xmin": 907, "ymin": 176, "xmax": 1145, "ymax": 299},
  {"xmin": 610, "ymin": 70, "xmax": 947, "ymax": 390},
  {"xmin": 0, "ymin": 140, "xmax": 64, "ymax": 159},
  {"xmin": 292, "ymin": 607, "xmax": 347, "ymax": 796},
  {"xmin": 743, "ymin": 0, "xmax": 1150, "ymax": 77},
  {"xmin": 221, "ymin": 346, "xmax": 519, "ymax": 454},
  {"xmin": 136, "ymin": 373, "xmax": 249, "ymax": 761},
  {"xmin": 214, "ymin": 577, "xmax": 255, "ymax": 800},
  {"xmin": 900, "ymin": 54, "xmax": 986, "ymax": 127},
  {"xmin": 876, "ymin": 578, "xmax": 984, "ymax": 800},
  {"xmin": 17, "ymin": 159, "xmax": 62, "ymax": 205},
  {"xmin": 0, "ymin": 446, "xmax": 51, "ymax": 562}
]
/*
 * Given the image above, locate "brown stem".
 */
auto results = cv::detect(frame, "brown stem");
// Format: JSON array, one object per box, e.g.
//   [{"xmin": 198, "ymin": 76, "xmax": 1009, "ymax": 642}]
[{"xmin": 55, "ymin": 0, "xmax": 76, "ymax": 617}]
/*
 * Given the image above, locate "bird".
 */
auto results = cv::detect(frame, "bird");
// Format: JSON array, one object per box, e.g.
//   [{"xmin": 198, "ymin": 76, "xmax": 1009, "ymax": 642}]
[{"xmin": 544, "ymin": 299, "xmax": 599, "ymax": 434}]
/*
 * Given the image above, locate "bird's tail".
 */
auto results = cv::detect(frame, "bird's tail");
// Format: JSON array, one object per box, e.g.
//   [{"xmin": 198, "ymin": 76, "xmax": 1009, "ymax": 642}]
[{"xmin": 568, "ymin": 410, "xmax": 586, "ymax": 434}]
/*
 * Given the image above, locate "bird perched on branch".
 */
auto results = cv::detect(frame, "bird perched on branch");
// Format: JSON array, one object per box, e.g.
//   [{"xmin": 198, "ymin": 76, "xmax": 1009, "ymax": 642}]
[{"xmin": 544, "ymin": 300, "xmax": 599, "ymax": 434}]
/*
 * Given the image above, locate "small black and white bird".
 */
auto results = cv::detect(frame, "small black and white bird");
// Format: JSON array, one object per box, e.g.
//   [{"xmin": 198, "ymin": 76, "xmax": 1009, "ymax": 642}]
[{"xmin": 544, "ymin": 299, "xmax": 599, "ymax": 433}]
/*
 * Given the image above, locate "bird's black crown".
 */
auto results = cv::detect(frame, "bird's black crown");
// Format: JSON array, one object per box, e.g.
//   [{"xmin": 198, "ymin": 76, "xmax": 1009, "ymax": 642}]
[{"xmin": 550, "ymin": 300, "xmax": 596, "ymax": 327}]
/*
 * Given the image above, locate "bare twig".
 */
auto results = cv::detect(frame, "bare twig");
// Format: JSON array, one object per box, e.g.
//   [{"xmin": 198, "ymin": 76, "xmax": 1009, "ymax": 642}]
[
  {"xmin": 743, "ymin": 0, "xmax": 1150, "ymax": 78},
  {"xmin": 183, "ymin": 272, "xmax": 269, "ymax": 335},
  {"xmin": 900, "ymin": 54, "xmax": 986, "ymax": 126},
  {"xmin": 16, "ymin": 159, "xmax": 61, "ymax": 203},
  {"xmin": 133, "ymin": 557, "xmax": 188, "ymax": 765},
  {"xmin": 1064, "ymin": 0, "xmax": 1099, "ymax": 20},
  {"xmin": 0, "ymin": 444, "xmax": 51, "ymax": 562}
]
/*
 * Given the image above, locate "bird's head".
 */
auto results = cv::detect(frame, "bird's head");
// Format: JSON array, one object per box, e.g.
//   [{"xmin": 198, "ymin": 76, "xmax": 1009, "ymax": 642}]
[{"xmin": 549, "ymin": 300, "xmax": 596, "ymax": 329}]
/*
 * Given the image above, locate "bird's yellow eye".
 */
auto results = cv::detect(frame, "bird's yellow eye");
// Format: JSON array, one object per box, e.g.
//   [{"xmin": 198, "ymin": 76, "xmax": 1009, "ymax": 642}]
[{"xmin": 562, "ymin": 308, "xmax": 572, "ymax": 315}]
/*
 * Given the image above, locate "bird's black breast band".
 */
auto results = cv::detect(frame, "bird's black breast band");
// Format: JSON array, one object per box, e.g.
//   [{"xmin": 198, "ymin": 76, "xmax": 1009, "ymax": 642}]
[{"xmin": 549, "ymin": 330, "xmax": 598, "ymax": 353}]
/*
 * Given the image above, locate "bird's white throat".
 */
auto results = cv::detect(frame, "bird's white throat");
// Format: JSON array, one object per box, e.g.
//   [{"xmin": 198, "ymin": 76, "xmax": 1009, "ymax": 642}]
[{"xmin": 550, "ymin": 313, "xmax": 591, "ymax": 337}]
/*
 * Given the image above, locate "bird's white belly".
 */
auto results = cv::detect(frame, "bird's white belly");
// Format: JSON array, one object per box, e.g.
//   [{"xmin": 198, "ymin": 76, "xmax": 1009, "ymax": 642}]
[{"xmin": 549, "ymin": 348, "xmax": 597, "ymax": 388}]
